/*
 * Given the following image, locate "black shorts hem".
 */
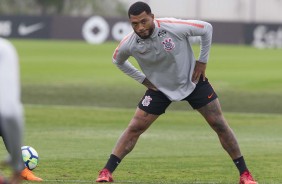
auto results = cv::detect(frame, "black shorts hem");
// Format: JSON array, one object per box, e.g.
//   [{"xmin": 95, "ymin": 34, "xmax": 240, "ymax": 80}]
[
  {"xmin": 190, "ymin": 95, "xmax": 218, "ymax": 109},
  {"xmin": 137, "ymin": 105, "xmax": 165, "ymax": 115}
]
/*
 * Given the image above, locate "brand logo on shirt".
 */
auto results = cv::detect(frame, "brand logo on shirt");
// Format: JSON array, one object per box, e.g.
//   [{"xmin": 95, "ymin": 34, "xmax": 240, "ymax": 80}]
[
  {"xmin": 162, "ymin": 38, "xmax": 175, "ymax": 51},
  {"xmin": 158, "ymin": 30, "xmax": 167, "ymax": 37},
  {"xmin": 137, "ymin": 38, "xmax": 145, "ymax": 44},
  {"xmin": 142, "ymin": 96, "xmax": 152, "ymax": 106}
]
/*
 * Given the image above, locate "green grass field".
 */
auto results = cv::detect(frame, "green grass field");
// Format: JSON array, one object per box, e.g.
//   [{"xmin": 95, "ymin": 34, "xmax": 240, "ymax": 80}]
[{"xmin": 1, "ymin": 39, "xmax": 282, "ymax": 183}]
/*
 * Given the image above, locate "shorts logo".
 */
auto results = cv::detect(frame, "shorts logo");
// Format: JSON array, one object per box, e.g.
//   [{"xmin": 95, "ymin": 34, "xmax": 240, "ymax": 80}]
[
  {"xmin": 162, "ymin": 38, "xmax": 175, "ymax": 51},
  {"xmin": 142, "ymin": 95, "xmax": 152, "ymax": 106}
]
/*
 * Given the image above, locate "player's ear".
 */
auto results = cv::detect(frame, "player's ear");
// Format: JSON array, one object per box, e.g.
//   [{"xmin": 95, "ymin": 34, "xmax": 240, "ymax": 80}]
[{"xmin": 150, "ymin": 13, "xmax": 154, "ymax": 19}]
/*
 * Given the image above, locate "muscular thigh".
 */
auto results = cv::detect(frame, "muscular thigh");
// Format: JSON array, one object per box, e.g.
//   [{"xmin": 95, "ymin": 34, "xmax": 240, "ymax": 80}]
[
  {"xmin": 128, "ymin": 107, "xmax": 159, "ymax": 133},
  {"xmin": 197, "ymin": 98, "xmax": 224, "ymax": 124}
]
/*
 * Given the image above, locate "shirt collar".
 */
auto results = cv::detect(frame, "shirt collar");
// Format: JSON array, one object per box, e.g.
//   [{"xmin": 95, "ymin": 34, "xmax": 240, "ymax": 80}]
[{"xmin": 150, "ymin": 21, "xmax": 159, "ymax": 38}]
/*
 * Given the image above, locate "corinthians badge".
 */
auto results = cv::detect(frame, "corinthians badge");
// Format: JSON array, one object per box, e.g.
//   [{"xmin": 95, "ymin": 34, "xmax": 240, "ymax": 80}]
[{"xmin": 162, "ymin": 38, "xmax": 175, "ymax": 51}]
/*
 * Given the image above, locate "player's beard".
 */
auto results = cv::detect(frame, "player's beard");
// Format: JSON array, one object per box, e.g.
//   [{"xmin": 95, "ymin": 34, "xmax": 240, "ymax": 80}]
[{"xmin": 136, "ymin": 26, "xmax": 154, "ymax": 39}]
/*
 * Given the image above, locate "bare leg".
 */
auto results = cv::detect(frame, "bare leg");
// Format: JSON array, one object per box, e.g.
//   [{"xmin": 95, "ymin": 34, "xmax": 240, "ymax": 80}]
[
  {"xmin": 112, "ymin": 107, "xmax": 159, "ymax": 159},
  {"xmin": 197, "ymin": 99, "xmax": 241, "ymax": 159}
]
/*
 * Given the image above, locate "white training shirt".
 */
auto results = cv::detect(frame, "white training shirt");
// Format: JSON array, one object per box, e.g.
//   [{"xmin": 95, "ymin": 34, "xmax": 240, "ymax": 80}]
[
  {"xmin": 0, "ymin": 38, "xmax": 22, "ymax": 116},
  {"xmin": 113, "ymin": 18, "xmax": 213, "ymax": 101},
  {"xmin": 0, "ymin": 37, "xmax": 24, "ymax": 173}
]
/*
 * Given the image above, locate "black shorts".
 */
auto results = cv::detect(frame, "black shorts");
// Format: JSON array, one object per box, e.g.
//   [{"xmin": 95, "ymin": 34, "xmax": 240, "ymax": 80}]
[{"xmin": 138, "ymin": 77, "xmax": 218, "ymax": 115}]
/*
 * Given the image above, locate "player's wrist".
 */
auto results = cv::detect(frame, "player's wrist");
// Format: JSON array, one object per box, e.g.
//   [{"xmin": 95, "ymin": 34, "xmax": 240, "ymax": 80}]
[{"xmin": 197, "ymin": 60, "xmax": 207, "ymax": 64}]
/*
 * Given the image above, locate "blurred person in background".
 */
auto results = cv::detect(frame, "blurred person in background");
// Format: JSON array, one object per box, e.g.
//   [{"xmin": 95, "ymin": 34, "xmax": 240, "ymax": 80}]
[
  {"xmin": 0, "ymin": 37, "xmax": 42, "ymax": 183},
  {"xmin": 96, "ymin": 2, "xmax": 257, "ymax": 184}
]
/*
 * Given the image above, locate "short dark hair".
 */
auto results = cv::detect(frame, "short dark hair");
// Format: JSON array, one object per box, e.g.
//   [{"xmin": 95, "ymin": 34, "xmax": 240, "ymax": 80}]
[{"xmin": 128, "ymin": 1, "xmax": 151, "ymax": 18}]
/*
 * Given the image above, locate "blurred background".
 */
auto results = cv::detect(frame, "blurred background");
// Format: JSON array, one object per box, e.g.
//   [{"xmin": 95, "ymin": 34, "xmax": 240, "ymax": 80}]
[{"xmin": 1, "ymin": 0, "xmax": 282, "ymax": 47}]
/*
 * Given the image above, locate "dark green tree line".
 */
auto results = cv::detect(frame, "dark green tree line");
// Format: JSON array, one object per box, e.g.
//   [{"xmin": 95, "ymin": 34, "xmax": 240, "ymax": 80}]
[{"xmin": 0, "ymin": 0, "xmax": 127, "ymax": 17}]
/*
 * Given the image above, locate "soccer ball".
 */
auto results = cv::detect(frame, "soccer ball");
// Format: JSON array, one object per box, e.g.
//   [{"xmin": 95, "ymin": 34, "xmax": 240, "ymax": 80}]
[{"xmin": 21, "ymin": 146, "xmax": 39, "ymax": 170}]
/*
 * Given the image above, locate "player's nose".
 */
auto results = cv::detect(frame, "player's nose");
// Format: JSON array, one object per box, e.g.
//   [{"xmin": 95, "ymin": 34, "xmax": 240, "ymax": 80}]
[{"xmin": 137, "ymin": 25, "xmax": 145, "ymax": 32}]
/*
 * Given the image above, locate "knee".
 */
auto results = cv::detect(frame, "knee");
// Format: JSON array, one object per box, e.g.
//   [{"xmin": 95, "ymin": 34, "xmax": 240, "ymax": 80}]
[
  {"xmin": 212, "ymin": 123, "xmax": 228, "ymax": 135},
  {"xmin": 126, "ymin": 116, "xmax": 149, "ymax": 136},
  {"xmin": 207, "ymin": 116, "xmax": 229, "ymax": 134},
  {"xmin": 127, "ymin": 124, "xmax": 145, "ymax": 136}
]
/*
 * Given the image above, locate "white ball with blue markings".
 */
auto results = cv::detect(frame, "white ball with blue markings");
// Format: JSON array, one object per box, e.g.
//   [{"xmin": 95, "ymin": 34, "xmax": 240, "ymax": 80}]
[{"xmin": 21, "ymin": 146, "xmax": 39, "ymax": 170}]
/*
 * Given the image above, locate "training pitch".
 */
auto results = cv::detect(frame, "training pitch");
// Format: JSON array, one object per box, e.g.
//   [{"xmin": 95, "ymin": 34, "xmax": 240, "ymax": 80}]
[{"xmin": 0, "ymin": 39, "xmax": 281, "ymax": 183}]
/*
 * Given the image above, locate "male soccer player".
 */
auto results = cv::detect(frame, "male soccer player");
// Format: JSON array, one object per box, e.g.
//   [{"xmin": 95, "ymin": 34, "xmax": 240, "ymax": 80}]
[
  {"xmin": 0, "ymin": 38, "xmax": 42, "ymax": 183},
  {"xmin": 96, "ymin": 2, "xmax": 257, "ymax": 184}
]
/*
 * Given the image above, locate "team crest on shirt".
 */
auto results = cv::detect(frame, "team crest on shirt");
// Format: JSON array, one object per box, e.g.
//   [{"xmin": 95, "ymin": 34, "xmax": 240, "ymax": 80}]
[
  {"xmin": 162, "ymin": 38, "xmax": 175, "ymax": 51},
  {"xmin": 142, "ymin": 96, "xmax": 152, "ymax": 106}
]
